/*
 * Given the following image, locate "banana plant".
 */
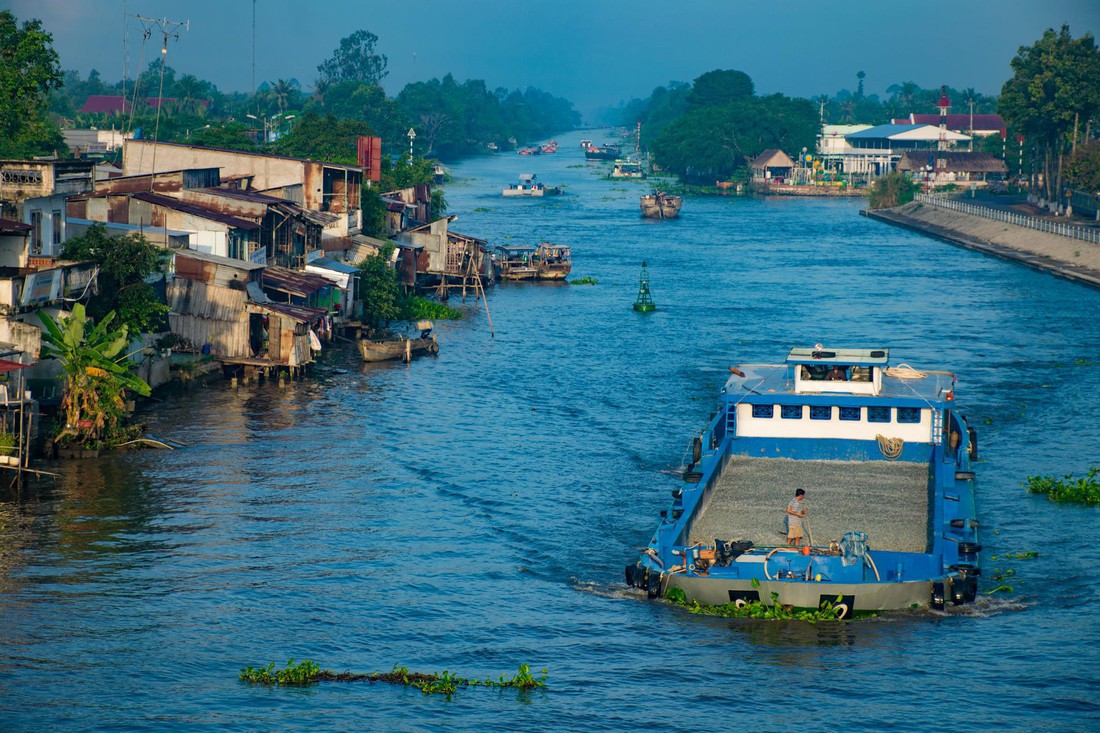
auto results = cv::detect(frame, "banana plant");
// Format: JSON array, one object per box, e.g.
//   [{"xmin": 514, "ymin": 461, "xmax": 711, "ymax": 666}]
[{"xmin": 37, "ymin": 304, "xmax": 151, "ymax": 448}]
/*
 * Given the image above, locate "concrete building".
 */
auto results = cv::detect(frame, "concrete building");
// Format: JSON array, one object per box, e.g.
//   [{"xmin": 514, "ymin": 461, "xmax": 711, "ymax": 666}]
[{"xmin": 122, "ymin": 140, "xmax": 363, "ymax": 238}]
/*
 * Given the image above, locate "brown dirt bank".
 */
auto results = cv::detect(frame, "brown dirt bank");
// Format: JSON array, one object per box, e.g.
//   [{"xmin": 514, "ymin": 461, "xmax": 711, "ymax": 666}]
[{"xmin": 864, "ymin": 201, "xmax": 1100, "ymax": 289}]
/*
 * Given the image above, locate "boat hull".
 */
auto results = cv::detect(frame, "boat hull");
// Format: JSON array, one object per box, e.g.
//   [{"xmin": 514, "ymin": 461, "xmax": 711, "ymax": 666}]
[
  {"xmin": 357, "ymin": 336, "xmax": 439, "ymax": 362},
  {"xmin": 640, "ymin": 194, "xmax": 682, "ymax": 218},
  {"xmin": 625, "ymin": 561, "xmax": 950, "ymax": 615}
]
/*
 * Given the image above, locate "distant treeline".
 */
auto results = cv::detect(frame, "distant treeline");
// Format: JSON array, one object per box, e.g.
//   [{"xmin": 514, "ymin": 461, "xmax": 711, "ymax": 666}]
[
  {"xmin": 43, "ymin": 27, "xmax": 579, "ymax": 162},
  {"xmin": 611, "ymin": 71, "xmax": 1001, "ymax": 183}
]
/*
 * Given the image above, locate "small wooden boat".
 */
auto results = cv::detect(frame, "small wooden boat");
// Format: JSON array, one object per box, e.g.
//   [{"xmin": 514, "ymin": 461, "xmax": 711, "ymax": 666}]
[
  {"xmin": 640, "ymin": 190, "xmax": 683, "ymax": 219},
  {"xmin": 358, "ymin": 322, "xmax": 440, "ymax": 362}
]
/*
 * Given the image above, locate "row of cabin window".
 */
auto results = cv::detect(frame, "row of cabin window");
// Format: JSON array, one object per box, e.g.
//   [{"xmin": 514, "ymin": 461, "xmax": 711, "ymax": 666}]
[{"xmin": 751, "ymin": 404, "xmax": 921, "ymax": 423}]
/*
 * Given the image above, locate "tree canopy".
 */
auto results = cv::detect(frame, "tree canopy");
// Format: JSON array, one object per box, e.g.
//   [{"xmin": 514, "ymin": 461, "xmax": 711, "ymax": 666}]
[
  {"xmin": 649, "ymin": 69, "xmax": 818, "ymax": 181},
  {"xmin": 999, "ymin": 25, "xmax": 1100, "ymax": 201},
  {"xmin": 317, "ymin": 30, "xmax": 388, "ymax": 86},
  {"xmin": 0, "ymin": 10, "xmax": 65, "ymax": 157},
  {"xmin": 687, "ymin": 69, "xmax": 754, "ymax": 109},
  {"xmin": 61, "ymin": 224, "xmax": 170, "ymax": 336}
]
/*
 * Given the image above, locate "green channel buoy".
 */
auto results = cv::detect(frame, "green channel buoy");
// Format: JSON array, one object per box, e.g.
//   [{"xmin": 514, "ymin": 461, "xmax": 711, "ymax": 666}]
[{"xmin": 633, "ymin": 260, "xmax": 656, "ymax": 312}]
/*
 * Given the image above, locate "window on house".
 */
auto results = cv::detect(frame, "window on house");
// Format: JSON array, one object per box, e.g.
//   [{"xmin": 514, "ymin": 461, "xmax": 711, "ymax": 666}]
[
  {"xmin": 751, "ymin": 404, "xmax": 774, "ymax": 419},
  {"xmin": 30, "ymin": 211, "xmax": 43, "ymax": 254},
  {"xmin": 52, "ymin": 210, "xmax": 62, "ymax": 247},
  {"xmin": 897, "ymin": 407, "xmax": 921, "ymax": 424},
  {"xmin": 868, "ymin": 406, "xmax": 891, "ymax": 423},
  {"xmin": 781, "ymin": 405, "xmax": 803, "ymax": 420},
  {"xmin": 810, "ymin": 406, "xmax": 832, "ymax": 420}
]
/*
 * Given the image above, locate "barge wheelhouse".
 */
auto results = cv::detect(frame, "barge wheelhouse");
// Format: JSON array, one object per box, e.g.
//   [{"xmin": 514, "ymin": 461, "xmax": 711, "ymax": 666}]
[{"xmin": 625, "ymin": 346, "xmax": 981, "ymax": 615}]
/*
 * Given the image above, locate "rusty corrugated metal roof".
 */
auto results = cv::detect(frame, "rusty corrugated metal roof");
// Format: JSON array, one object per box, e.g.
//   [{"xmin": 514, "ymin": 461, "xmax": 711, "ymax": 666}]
[
  {"xmin": 132, "ymin": 192, "xmax": 261, "ymax": 230},
  {"xmin": 262, "ymin": 301, "xmax": 327, "ymax": 323},
  {"xmin": 263, "ymin": 266, "xmax": 333, "ymax": 297}
]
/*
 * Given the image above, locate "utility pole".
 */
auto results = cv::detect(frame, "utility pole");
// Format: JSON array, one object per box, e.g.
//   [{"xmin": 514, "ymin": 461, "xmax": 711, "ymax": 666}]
[{"xmin": 134, "ymin": 15, "xmax": 188, "ymax": 183}]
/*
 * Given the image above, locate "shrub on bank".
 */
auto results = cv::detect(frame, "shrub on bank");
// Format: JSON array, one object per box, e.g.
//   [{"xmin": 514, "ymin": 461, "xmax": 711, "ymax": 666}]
[{"xmin": 868, "ymin": 172, "xmax": 921, "ymax": 209}]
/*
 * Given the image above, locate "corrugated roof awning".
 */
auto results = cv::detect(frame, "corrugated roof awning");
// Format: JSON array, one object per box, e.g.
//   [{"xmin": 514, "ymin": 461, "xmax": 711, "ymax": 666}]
[
  {"xmin": 263, "ymin": 266, "xmax": 334, "ymax": 297},
  {"xmin": 261, "ymin": 302, "xmax": 327, "ymax": 323},
  {"xmin": 0, "ymin": 358, "xmax": 29, "ymax": 373}
]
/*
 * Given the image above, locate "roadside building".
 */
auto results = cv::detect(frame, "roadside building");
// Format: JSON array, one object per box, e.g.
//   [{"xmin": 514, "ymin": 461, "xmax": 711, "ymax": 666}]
[
  {"xmin": 167, "ymin": 249, "xmax": 323, "ymax": 374},
  {"xmin": 833, "ymin": 124, "xmax": 972, "ymax": 177},
  {"xmin": 892, "ymin": 113, "xmax": 1007, "ymax": 139},
  {"xmin": 896, "ymin": 151, "xmax": 1009, "ymax": 187},
  {"xmin": 122, "ymin": 140, "xmax": 363, "ymax": 238},
  {"xmin": 0, "ymin": 159, "xmax": 95, "ymax": 259},
  {"xmin": 749, "ymin": 149, "xmax": 797, "ymax": 183}
]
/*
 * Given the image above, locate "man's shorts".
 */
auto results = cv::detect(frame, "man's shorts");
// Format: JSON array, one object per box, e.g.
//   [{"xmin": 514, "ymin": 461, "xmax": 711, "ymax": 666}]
[{"xmin": 787, "ymin": 524, "xmax": 803, "ymax": 540}]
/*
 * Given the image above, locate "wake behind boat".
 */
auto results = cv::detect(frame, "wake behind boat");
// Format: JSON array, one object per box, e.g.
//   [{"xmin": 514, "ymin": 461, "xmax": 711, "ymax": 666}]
[{"xmin": 625, "ymin": 346, "xmax": 981, "ymax": 616}]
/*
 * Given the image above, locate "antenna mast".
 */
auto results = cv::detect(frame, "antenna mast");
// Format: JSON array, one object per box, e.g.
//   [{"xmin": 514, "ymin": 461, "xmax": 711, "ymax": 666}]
[{"xmin": 133, "ymin": 14, "xmax": 189, "ymax": 185}]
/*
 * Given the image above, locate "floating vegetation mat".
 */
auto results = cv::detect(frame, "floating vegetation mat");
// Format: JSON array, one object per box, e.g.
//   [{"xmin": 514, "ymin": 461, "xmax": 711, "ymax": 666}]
[
  {"xmin": 1025, "ymin": 467, "xmax": 1099, "ymax": 505},
  {"xmin": 240, "ymin": 660, "xmax": 547, "ymax": 697}
]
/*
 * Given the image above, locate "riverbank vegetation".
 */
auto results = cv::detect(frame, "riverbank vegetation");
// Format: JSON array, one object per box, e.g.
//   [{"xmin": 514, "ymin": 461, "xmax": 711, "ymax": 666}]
[
  {"xmin": 1025, "ymin": 466, "xmax": 1100, "ymax": 505},
  {"xmin": 867, "ymin": 172, "xmax": 922, "ymax": 209},
  {"xmin": 60, "ymin": 224, "xmax": 170, "ymax": 336},
  {"xmin": 240, "ymin": 659, "xmax": 547, "ymax": 697},
  {"xmin": 37, "ymin": 304, "xmax": 151, "ymax": 450},
  {"xmin": 356, "ymin": 242, "xmax": 462, "ymax": 331}
]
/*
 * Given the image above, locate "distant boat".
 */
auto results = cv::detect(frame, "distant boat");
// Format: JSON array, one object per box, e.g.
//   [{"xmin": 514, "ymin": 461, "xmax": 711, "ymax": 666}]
[
  {"xmin": 640, "ymin": 190, "xmax": 682, "ymax": 219},
  {"xmin": 518, "ymin": 145, "xmax": 541, "ymax": 155},
  {"xmin": 503, "ymin": 173, "xmax": 563, "ymax": 197},
  {"xmin": 493, "ymin": 243, "xmax": 572, "ymax": 281},
  {"xmin": 610, "ymin": 159, "xmax": 646, "ymax": 179},
  {"xmin": 541, "ymin": 140, "xmax": 559, "ymax": 154},
  {"xmin": 585, "ymin": 143, "xmax": 622, "ymax": 161}
]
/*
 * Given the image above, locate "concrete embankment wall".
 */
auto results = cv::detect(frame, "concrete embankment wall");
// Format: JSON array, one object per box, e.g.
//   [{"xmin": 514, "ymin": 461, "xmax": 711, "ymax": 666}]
[{"xmin": 864, "ymin": 201, "xmax": 1100, "ymax": 289}]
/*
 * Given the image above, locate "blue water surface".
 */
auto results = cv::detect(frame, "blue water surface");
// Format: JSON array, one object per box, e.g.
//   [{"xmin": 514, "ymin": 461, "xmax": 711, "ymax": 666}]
[{"xmin": 1, "ymin": 130, "xmax": 1098, "ymax": 732}]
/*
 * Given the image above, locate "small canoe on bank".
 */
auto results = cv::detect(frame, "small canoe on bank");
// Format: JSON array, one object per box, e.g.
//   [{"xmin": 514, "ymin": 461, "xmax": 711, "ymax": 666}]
[{"xmin": 358, "ymin": 322, "xmax": 440, "ymax": 363}]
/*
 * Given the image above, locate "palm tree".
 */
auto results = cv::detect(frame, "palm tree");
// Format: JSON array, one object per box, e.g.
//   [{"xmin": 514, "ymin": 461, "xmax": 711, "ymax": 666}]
[
  {"xmin": 856, "ymin": 70, "xmax": 866, "ymax": 99},
  {"xmin": 270, "ymin": 79, "xmax": 300, "ymax": 114},
  {"xmin": 175, "ymin": 74, "xmax": 205, "ymax": 116},
  {"xmin": 38, "ymin": 304, "xmax": 151, "ymax": 448}
]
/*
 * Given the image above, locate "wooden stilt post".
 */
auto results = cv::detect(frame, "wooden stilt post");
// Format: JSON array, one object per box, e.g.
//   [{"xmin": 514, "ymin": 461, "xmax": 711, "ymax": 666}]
[{"xmin": 475, "ymin": 273, "xmax": 494, "ymax": 338}]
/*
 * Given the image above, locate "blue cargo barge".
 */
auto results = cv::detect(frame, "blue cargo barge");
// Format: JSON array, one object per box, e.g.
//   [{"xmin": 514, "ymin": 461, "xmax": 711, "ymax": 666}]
[{"xmin": 625, "ymin": 346, "xmax": 981, "ymax": 615}]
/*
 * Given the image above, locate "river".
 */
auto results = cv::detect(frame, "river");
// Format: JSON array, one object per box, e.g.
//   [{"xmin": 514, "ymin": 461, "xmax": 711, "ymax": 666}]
[{"xmin": 1, "ymin": 129, "xmax": 1098, "ymax": 731}]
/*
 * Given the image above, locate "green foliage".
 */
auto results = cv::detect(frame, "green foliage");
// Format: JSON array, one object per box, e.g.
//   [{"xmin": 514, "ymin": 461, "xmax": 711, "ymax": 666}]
[
  {"xmin": 397, "ymin": 296, "xmax": 463, "ymax": 321},
  {"xmin": 867, "ymin": 171, "xmax": 921, "ymax": 209},
  {"xmin": 356, "ymin": 242, "xmax": 401, "ymax": 327},
  {"xmin": 1025, "ymin": 466, "xmax": 1100, "ymax": 505},
  {"xmin": 37, "ymin": 304, "xmax": 151, "ymax": 449},
  {"xmin": 1065, "ymin": 141, "xmax": 1100, "ymax": 193},
  {"xmin": 396, "ymin": 76, "xmax": 579, "ymax": 159},
  {"xmin": 317, "ymin": 30, "xmax": 388, "ymax": 86},
  {"xmin": 687, "ymin": 69, "xmax": 755, "ymax": 109},
  {"xmin": 239, "ymin": 659, "xmax": 320, "ymax": 686},
  {"xmin": 186, "ymin": 122, "xmax": 259, "ymax": 152},
  {"xmin": 272, "ymin": 112, "xmax": 371, "ymax": 165},
  {"xmin": 61, "ymin": 223, "xmax": 169, "ymax": 336},
  {"xmin": 239, "ymin": 659, "xmax": 547, "ymax": 698},
  {"xmin": 0, "ymin": 430, "xmax": 16, "ymax": 455},
  {"xmin": 999, "ymin": 26, "xmax": 1100, "ymax": 202},
  {"xmin": 665, "ymin": 585, "xmax": 856, "ymax": 622},
  {"xmin": 652, "ymin": 92, "xmax": 818, "ymax": 180},
  {"xmin": 0, "ymin": 10, "xmax": 65, "ymax": 157}
]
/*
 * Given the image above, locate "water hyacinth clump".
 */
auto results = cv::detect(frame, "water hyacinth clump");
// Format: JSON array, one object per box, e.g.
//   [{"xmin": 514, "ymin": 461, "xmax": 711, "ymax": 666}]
[{"xmin": 239, "ymin": 660, "xmax": 547, "ymax": 698}]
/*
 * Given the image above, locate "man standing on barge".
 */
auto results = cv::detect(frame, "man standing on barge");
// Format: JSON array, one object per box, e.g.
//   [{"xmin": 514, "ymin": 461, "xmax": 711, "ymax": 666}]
[{"xmin": 786, "ymin": 489, "xmax": 808, "ymax": 546}]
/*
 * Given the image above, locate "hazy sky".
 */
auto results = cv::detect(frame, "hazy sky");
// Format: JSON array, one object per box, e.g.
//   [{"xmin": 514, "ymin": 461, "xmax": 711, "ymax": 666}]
[{"xmin": 8, "ymin": 0, "xmax": 1099, "ymax": 118}]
